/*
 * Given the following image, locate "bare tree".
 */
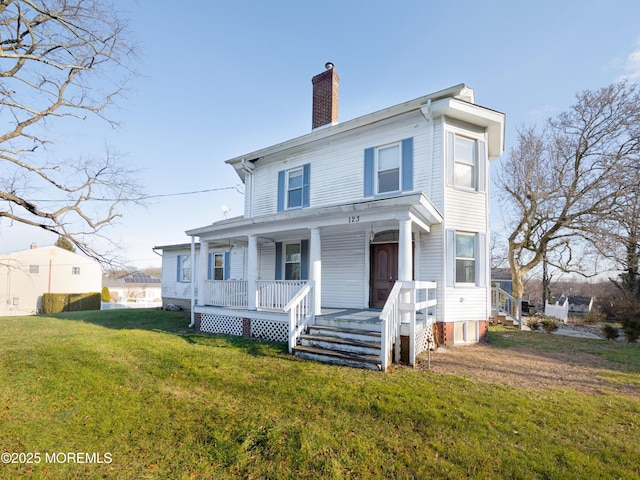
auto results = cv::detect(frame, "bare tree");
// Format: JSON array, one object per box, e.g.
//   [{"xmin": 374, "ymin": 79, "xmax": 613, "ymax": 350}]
[
  {"xmin": 0, "ymin": 0, "xmax": 141, "ymax": 264},
  {"xmin": 593, "ymin": 161, "xmax": 640, "ymax": 298},
  {"xmin": 497, "ymin": 82, "xmax": 640, "ymax": 300}
]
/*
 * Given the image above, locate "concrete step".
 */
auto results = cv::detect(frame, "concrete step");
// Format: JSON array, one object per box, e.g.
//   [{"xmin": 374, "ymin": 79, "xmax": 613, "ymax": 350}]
[
  {"xmin": 300, "ymin": 333, "xmax": 381, "ymax": 356},
  {"xmin": 293, "ymin": 345, "xmax": 381, "ymax": 370}
]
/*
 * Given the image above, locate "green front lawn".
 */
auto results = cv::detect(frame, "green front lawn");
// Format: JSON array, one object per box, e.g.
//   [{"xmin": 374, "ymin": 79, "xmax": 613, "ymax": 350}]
[{"xmin": 1, "ymin": 310, "xmax": 639, "ymax": 479}]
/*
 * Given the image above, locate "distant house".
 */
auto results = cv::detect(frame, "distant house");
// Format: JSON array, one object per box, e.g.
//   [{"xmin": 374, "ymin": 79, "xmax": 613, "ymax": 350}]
[
  {"xmin": 103, "ymin": 272, "xmax": 162, "ymax": 304},
  {"xmin": 559, "ymin": 295, "xmax": 594, "ymax": 314},
  {"xmin": 0, "ymin": 245, "xmax": 102, "ymax": 316},
  {"xmin": 491, "ymin": 268, "xmax": 513, "ymax": 295},
  {"xmin": 153, "ymin": 243, "xmax": 205, "ymax": 311}
]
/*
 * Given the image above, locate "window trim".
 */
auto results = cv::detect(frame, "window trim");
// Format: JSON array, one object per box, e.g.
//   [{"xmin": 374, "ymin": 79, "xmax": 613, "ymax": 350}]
[
  {"xmin": 455, "ymin": 232, "xmax": 476, "ymax": 285},
  {"xmin": 364, "ymin": 137, "xmax": 413, "ymax": 197},
  {"xmin": 283, "ymin": 242, "xmax": 302, "ymax": 281},
  {"xmin": 208, "ymin": 252, "xmax": 225, "ymax": 281},
  {"xmin": 453, "ymin": 135, "xmax": 477, "ymax": 190},
  {"xmin": 375, "ymin": 141, "xmax": 402, "ymax": 195},
  {"xmin": 278, "ymin": 164, "xmax": 310, "ymax": 212},
  {"xmin": 446, "ymin": 229, "xmax": 486, "ymax": 287},
  {"xmin": 177, "ymin": 254, "xmax": 191, "ymax": 283},
  {"xmin": 286, "ymin": 167, "xmax": 304, "ymax": 209},
  {"xmin": 447, "ymin": 131, "xmax": 487, "ymax": 192}
]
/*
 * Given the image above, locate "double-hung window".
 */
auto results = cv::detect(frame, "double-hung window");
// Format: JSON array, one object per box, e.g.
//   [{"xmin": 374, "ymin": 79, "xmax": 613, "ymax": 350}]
[
  {"xmin": 177, "ymin": 255, "xmax": 191, "ymax": 283},
  {"xmin": 447, "ymin": 131, "xmax": 486, "ymax": 192},
  {"xmin": 455, "ymin": 233, "xmax": 476, "ymax": 284},
  {"xmin": 284, "ymin": 243, "xmax": 301, "ymax": 280},
  {"xmin": 72, "ymin": 267, "xmax": 80, "ymax": 275},
  {"xmin": 208, "ymin": 252, "xmax": 224, "ymax": 280},
  {"xmin": 377, "ymin": 143, "xmax": 401, "ymax": 194},
  {"xmin": 277, "ymin": 164, "xmax": 310, "ymax": 211},
  {"xmin": 454, "ymin": 136, "xmax": 476, "ymax": 189},
  {"xmin": 446, "ymin": 230, "xmax": 486, "ymax": 287},
  {"xmin": 29, "ymin": 265, "xmax": 39, "ymax": 274},
  {"xmin": 287, "ymin": 168, "xmax": 304, "ymax": 209},
  {"xmin": 364, "ymin": 137, "xmax": 413, "ymax": 197}
]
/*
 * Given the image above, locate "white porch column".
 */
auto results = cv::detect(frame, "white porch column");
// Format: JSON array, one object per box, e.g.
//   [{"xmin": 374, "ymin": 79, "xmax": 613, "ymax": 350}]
[
  {"xmin": 189, "ymin": 236, "xmax": 196, "ymax": 327},
  {"xmin": 398, "ymin": 218, "xmax": 413, "ymax": 281},
  {"xmin": 398, "ymin": 218, "xmax": 414, "ymax": 364},
  {"xmin": 247, "ymin": 235, "xmax": 258, "ymax": 310},
  {"xmin": 310, "ymin": 227, "xmax": 322, "ymax": 315},
  {"xmin": 198, "ymin": 240, "xmax": 209, "ymax": 306}
]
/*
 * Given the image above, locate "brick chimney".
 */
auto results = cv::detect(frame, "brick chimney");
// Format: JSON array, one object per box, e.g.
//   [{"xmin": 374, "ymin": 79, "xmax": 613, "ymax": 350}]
[{"xmin": 311, "ymin": 62, "xmax": 340, "ymax": 129}]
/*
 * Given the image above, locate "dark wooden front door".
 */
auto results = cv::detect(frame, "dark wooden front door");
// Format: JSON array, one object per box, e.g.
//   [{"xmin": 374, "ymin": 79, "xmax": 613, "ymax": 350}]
[{"xmin": 369, "ymin": 243, "xmax": 398, "ymax": 309}]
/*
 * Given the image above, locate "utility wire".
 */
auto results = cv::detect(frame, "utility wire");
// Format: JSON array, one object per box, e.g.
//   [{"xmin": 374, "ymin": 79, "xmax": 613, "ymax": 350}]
[{"xmin": 25, "ymin": 185, "xmax": 244, "ymax": 203}]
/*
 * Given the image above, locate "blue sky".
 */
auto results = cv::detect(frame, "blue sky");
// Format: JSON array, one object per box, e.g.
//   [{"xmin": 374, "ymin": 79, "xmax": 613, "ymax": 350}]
[{"xmin": 2, "ymin": 0, "xmax": 639, "ymax": 268}]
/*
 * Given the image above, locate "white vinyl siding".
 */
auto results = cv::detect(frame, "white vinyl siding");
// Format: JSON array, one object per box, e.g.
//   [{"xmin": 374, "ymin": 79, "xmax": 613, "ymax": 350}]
[
  {"xmin": 251, "ymin": 111, "xmax": 430, "ymax": 217},
  {"xmin": 321, "ymin": 231, "xmax": 366, "ymax": 309}
]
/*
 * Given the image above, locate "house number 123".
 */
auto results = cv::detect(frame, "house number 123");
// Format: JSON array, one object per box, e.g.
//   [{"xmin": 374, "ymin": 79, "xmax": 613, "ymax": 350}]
[{"xmin": 348, "ymin": 216, "xmax": 360, "ymax": 223}]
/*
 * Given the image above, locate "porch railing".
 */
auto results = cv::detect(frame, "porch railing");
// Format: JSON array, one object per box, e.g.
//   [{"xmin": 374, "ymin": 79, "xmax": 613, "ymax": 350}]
[
  {"xmin": 257, "ymin": 280, "xmax": 307, "ymax": 311},
  {"xmin": 285, "ymin": 281, "xmax": 314, "ymax": 353},
  {"xmin": 379, "ymin": 281, "xmax": 438, "ymax": 371},
  {"xmin": 491, "ymin": 286, "xmax": 522, "ymax": 328},
  {"xmin": 204, "ymin": 280, "xmax": 248, "ymax": 308},
  {"xmin": 203, "ymin": 279, "xmax": 310, "ymax": 312}
]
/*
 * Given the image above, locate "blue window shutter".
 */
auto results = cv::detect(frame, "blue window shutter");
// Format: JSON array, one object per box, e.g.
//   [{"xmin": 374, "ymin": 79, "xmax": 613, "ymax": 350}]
[
  {"xmin": 302, "ymin": 163, "xmax": 310, "ymax": 207},
  {"xmin": 477, "ymin": 140, "xmax": 486, "ymax": 193},
  {"xmin": 401, "ymin": 137, "xmax": 414, "ymax": 191},
  {"xmin": 476, "ymin": 233, "xmax": 486, "ymax": 287},
  {"xmin": 207, "ymin": 253, "xmax": 213, "ymax": 280},
  {"xmin": 446, "ymin": 229, "xmax": 456, "ymax": 287},
  {"xmin": 364, "ymin": 147, "xmax": 374, "ymax": 197},
  {"xmin": 300, "ymin": 239, "xmax": 309, "ymax": 280},
  {"xmin": 446, "ymin": 131, "xmax": 455, "ymax": 186},
  {"xmin": 224, "ymin": 251, "xmax": 231, "ymax": 280},
  {"xmin": 176, "ymin": 256, "xmax": 181, "ymax": 282},
  {"xmin": 275, "ymin": 242, "xmax": 283, "ymax": 280},
  {"xmin": 277, "ymin": 170, "xmax": 285, "ymax": 212}
]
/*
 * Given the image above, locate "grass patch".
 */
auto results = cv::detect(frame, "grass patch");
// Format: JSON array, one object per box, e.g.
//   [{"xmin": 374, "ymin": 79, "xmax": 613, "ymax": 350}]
[
  {"xmin": 489, "ymin": 325, "xmax": 640, "ymax": 371},
  {"xmin": 0, "ymin": 311, "xmax": 639, "ymax": 479}
]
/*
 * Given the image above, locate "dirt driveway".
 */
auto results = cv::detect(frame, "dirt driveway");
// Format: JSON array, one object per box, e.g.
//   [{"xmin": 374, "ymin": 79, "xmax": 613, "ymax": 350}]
[{"xmin": 416, "ymin": 341, "xmax": 639, "ymax": 396}]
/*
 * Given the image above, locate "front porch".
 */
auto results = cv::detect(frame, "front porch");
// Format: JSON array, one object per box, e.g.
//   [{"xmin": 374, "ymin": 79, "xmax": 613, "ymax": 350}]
[{"xmin": 193, "ymin": 280, "xmax": 438, "ymax": 370}]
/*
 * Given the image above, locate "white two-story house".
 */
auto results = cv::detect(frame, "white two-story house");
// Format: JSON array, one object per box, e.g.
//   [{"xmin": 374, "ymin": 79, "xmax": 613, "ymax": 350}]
[{"xmin": 158, "ymin": 64, "xmax": 505, "ymax": 370}]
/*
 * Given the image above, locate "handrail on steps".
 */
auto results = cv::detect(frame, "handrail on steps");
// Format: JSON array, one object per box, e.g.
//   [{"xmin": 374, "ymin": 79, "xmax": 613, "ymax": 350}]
[
  {"xmin": 284, "ymin": 281, "xmax": 314, "ymax": 353},
  {"xmin": 379, "ymin": 281, "xmax": 438, "ymax": 371},
  {"xmin": 491, "ymin": 286, "xmax": 523, "ymax": 329}
]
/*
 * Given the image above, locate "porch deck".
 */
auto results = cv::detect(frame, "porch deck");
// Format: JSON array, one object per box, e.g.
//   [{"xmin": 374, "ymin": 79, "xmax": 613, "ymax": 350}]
[{"xmin": 316, "ymin": 308, "xmax": 381, "ymax": 324}]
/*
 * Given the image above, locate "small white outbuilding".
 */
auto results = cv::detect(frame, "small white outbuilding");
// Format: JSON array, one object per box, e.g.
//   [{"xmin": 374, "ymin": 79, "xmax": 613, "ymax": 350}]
[{"xmin": 0, "ymin": 245, "xmax": 102, "ymax": 316}]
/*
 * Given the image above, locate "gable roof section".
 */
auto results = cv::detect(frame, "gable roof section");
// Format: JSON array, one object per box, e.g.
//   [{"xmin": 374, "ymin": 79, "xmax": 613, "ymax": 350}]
[{"xmin": 225, "ymin": 83, "xmax": 505, "ymax": 182}]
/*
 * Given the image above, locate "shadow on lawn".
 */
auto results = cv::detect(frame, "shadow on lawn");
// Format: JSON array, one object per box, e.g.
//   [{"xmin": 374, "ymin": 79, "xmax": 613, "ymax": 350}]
[
  {"xmin": 39, "ymin": 308, "xmax": 289, "ymax": 357},
  {"xmin": 486, "ymin": 326, "xmax": 640, "ymax": 373}
]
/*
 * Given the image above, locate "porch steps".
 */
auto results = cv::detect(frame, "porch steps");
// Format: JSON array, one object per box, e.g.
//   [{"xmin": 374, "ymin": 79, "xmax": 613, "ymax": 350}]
[{"xmin": 293, "ymin": 325, "xmax": 382, "ymax": 370}]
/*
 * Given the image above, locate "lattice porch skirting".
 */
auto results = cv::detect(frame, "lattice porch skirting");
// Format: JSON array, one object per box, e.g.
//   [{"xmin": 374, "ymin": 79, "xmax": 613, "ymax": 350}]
[{"xmin": 198, "ymin": 312, "xmax": 288, "ymax": 343}]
